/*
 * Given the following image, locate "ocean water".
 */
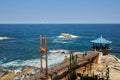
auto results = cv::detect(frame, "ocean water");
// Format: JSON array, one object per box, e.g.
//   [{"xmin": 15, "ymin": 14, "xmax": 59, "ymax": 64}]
[{"xmin": 0, "ymin": 24, "xmax": 120, "ymax": 68}]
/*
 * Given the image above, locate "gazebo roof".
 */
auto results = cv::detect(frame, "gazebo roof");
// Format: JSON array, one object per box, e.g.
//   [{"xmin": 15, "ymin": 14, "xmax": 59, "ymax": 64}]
[{"xmin": 91, "ymin": 36, "xmax": 112, "ymax": 44}]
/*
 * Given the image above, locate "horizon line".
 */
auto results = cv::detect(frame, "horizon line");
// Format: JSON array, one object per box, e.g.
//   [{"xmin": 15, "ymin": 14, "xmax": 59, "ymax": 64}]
[{"xmin": 0, "ymin": 22, "xmax": 120, "ymax": 24}]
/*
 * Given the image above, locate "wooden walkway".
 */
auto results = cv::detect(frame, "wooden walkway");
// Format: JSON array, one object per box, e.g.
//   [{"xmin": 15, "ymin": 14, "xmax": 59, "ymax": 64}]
[{"xmin": 26, "ymin": 51, "xmax": 99, "ymax": 80}]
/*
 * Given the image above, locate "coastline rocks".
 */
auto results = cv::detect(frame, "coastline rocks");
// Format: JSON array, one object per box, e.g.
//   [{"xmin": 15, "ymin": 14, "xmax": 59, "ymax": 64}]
[
  {"xmin": 101, "ymin": 54, "xmax": 118, "ymax": 64},
  {"xmin": 0, "ymin": 68, "xmax": 9, "ymax": 77},
  {"xmin": 94, "ymin": 53, "xmax": 120, "ymax": 80},
  {"xmin": 58, "ymin": 33, "xmax": 78, "ymax": 38},
  {"xmin": 0, "ymin": 67, "xmax": 35, "ymax": 80}
]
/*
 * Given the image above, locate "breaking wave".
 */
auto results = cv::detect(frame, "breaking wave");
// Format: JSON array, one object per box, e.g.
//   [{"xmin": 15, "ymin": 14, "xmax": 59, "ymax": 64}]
[
  {"xmin": 52, "ymin": 37, "xmax": 75, "ymax": 44},
  {"xmin": 0, "ymin": 58, "xmax": 6, "ymax": 64},
  {"xmin": 49, "ymin": 49, "xmax": 70, "ymax": 54},
  {"xmin": 0, "ymin": 50, "xmax": 69, "ymax": 68},
  {"xmin": 52, "ymin": 38, "xmax": 70, "ymax": 44},
  {"xmin": 0, "ymin": 36, "xmax": 10, "ymax": 40}
]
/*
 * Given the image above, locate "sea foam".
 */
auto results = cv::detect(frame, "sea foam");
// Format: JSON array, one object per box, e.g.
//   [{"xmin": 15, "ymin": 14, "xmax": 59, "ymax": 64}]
[
  {"xmin": 0, "ymin": 36, "xmax": 10, "ymax": 40},
  {"xmin": 1, "ymin": 50, "xmax": 69, "ymax": 68},
  {"xmin": 52, "ymin": 37, "xmax": 74, "ymax": 44},
  {"xmin": 0, "ymin": 58, "xmax": 6, "ymax": 64}
]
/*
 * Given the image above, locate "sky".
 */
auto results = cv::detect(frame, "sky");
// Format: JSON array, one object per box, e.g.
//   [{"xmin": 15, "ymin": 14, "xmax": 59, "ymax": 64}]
[{"xmin": 0, "ymin": 0, "xmax": 120, "ymax": 24}]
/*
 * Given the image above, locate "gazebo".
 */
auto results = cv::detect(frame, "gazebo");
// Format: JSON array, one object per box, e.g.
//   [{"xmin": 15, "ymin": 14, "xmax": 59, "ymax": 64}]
[{"xmin": 90, "ymin": 35, "xmax": 112, "ymax": 54}]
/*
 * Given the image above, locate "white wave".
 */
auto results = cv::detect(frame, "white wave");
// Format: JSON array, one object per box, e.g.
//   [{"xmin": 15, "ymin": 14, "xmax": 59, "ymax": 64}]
[
  {"xmin": 52, "ymin": 39, "xmax": 62, "ymax": 43},
  {"xmin": 71, "ymin": 35, "xmax": 78, "ymax": 38},
  {"xmin": 61, "ymin": 42, "xmax": 68, "ymax": 43},
  {"xmin": 118, "ymin": 59, "xmax": 120, "ymax": 62},
  {"xmin": 0, "ymin": 58, "xmax": 6, "ymax": 64},
  {"xmin": 52, "ymin": 38, "xmax": 69, "ymax": 44},
  {"xmin": 0, "ymin": 36, "xmax": 10, "ymax": 40},
  {"xmin": 49, "ymin": 49, "xmax": 69, "ymax": 54},
  {"xmin": 113, "ymin": 56, "xmax": 120, "ymax": 62},
  {"xmin": 1, "ymin": 50, "xmax": 69, "ymax": 68},
  {"xmin": 52, "ymin": 37, "xmax": 75, "ymax": 44},
  {"xmin": 58, "ymin": 35, "xmax": 65, "ymax": 38}
]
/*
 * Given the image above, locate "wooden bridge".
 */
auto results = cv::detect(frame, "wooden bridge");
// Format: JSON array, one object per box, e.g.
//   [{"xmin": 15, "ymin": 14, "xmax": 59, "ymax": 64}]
[{"xmin": 27, "ymin": 51, "xmax": 99, "ymax": 80}]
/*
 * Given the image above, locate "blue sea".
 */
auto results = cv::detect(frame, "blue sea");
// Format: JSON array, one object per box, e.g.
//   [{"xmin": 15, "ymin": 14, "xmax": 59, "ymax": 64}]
[{"xmin": 0, "ymin": 24, "xmax": 120, "ymax": 69}]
